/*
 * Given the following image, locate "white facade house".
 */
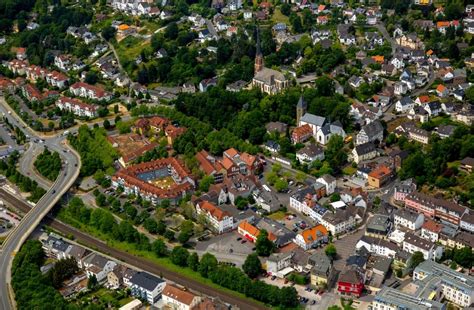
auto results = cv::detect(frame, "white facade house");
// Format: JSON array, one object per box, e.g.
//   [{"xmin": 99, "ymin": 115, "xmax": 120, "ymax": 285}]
[
  {"xmin": 320, "ymin": 209, "xmax": 356, "ymax": 236},
  {"xmin": 402, "ymin": 232, "xmax": 443, "ymax": 261},
  {"xmin": 316, "ymin": 175, "xmax": 336, "ymax": 195},
  {"xmin": 162, "ymin": 284, "xmax": 201, "ymax": 310},
  {"xmin": 56, "ymin": 96, "xmax": 98, "ymax": 118},
  {"xmin": 266, "ymin": 252, "xmax": 293, "ymax": 274},
  {"xmin": 129, "ymin": 272, "xmax": 166, "ymax": 305},
  {"xmin": 195, "ymin": 201, "xmax": 233, "ymax": 234},
  {"xmin": 82, "ymin": 253, "xmax": 117, "ymax": 282},
  {"xmin": 460, "ymin": 213, "xmax": 474, "ymax": 233},
  {"xmin": 395, "ymin": 97, "xmax": 414, "ymax": 113},
  {"xmin": 356, "ymin": 236, "xmax": 398, "ymax": 258},
  {"xmin": 393, "ymin": 209, "xmax": 424, "ymax": 231},
  {"xmin": 69, "ymin": 82, "xmax": 111, "ymax": 101}
]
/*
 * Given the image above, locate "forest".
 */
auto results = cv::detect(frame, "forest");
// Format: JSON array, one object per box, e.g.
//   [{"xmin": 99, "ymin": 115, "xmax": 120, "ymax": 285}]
[
  {"xmin": 68, "ymin": 125, "xmax": 118, "ymax": 177},
  {"xmin": 34, "ymin": 148, "xmax": 62, "ymax": 181}
]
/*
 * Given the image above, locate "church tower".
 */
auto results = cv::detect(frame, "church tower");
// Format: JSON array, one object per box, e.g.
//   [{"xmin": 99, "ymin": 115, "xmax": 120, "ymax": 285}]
[
  {"xmin": 296, "ymin": 95, "xmax": 307, "ymax": 125},
  {"xmin": 254, "ymin": 27, "xmax": 263, "ymax": 73}
]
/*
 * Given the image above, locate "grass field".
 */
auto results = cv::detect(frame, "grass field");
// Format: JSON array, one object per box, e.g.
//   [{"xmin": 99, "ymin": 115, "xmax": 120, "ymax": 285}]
[
  {"xmin": 271, "ymin": 8, "xmax": 290, "ymax": 24},
  {"xmin": 268, "ymin": 210, "xmax": 287, "ymax": 221},
  {"xmin": 115, "ymin": 36, "xmax": 149, "ymax": 65}
]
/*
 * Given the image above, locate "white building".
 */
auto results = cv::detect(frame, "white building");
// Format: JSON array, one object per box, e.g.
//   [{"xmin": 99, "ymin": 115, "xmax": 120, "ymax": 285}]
[
  {"xmin": 402, "ymin": 232, "xmax": 443, "ymax": 261},
  {"xmin": 129, "ymin": 272, "xmax": 166, "ymax": 305},
  {"xmin": 162, "ymin": 284, "xmax": 201, "ymax": 310},
  {"xmin": 320, "ymin": 209, "xmax": 356, "ymax": 236},
  {"xmin": 460, "ymin": 213, "xmax": 474, "ymax": 233},
  {"xmin": 356, "ymin": 236, "xmax": 398, "ymax": 258},
  {"xmin": 414, "ymin": 260, "xmax": 474, "ymax": 308},
  {"xmin": 393, "ymin": 209, "xmax": 424, "ymax": 231},
  {"xmin": 266, "ymin": 252, "xmax": 293, "ymax": 274},
  {"xmin": 82, "ymin": 253, "xmax": 117, "ymax": 282},
  {"xmin": 56, "ymin": 96, "xmax": 98, "ymax": 118},
  {"xmin": 316, "ymin": 175, "xmax": 336, "ymax": 195},
  {"xmin": 293, "ymin": 225, "xmax": 328, "ymax": 250},
  {"xmin": 195, "ymin": 201, "xmax": 233, "ymax": 234}
]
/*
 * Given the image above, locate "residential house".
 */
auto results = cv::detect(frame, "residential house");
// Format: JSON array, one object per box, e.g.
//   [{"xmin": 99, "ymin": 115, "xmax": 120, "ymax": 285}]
[
  {"xmin": 195, "ymin": 201, "xmax": 233, "ymax": 234},
  {"xmin": 320, "ymin": 209, "xmax": 356, "ymax": 236},
  {"xmin": 368, "ymin": 165, "xmax": 393, "ymax": 188},
  {"xmin": 198, "ymin": 77, "xmax": 217, "ymax": 92},
  {"xmin": 310, "ymin": 253, "xmax": 333, "ymax": 288},
  {"xmin": 316, "ymin": 175, "xmax": 336, "ymax": 195},
  {"xmin": 352, "ymin": 142, "xmax": 377, "ymax": 164},
  {"xmin": 162, "ymin": 284, "xmax": 201, "ymax": 310},
  {"xmin": 337, "ymin": 266, "xmax": 365, "ymax": 297},
  {"xmin": 366, "ymin": 214, "xmax": 392, "ymax": 239},
  {"xmin": 460, "ymin": 157, "xmax": 474, "ymax": 173},
  {"xmin": 402, "ymin": 232, "xmax": 443, "ymax": 260},
  {"xmin": 393, "ymin": 208, "xmax": 424, "ymax": 230},
  {"xmin": 436, "ymin": 84, "xmax": 449, "ymax": 97},
  {"xmin": 266, "ymin": 252, "xmax": 293, "ymax": 275},
  {"xmin": 420, "ymin": 219, "xmax": 443, "ymax": 242},
  {"xmin": 296, "ymin": 144, "xmax": 324, "ymax": 163},
  {"xmin": 195, "ymin": 150, "xmax": 224, "ymax": 183},
  {"xmin": 460, "ymin": 212, "xmax": 474, "ymax": 233},
  {"xmin": 129, "ymin": 272, "xmax": 166, "ymax": 304},
  {"xmin": 291, "ymin": 124, "xmax": 313, "ymax": 144},
  {"xmin": 356, "ymin": 120, "xmax": 383, "ymax": 145},
  {"xmin": 404, "ymin": 191, "xmax": 467, "ymax": 226},
  {"xmin": 356, "ymin": 236, "xmax": 398, "ymax": 258},
  {"xmin": 82, "ymin": 253, "xmax": 117, "ymax": 282},
  {"xmin": 56, "ymin": 96, "xmax": 98, "ymax": 118},
  {"xmin": 294, "ymin": 224, "xmax": 328, "ymax": 250},
  {"xmin": 395, "ymin": 97, "xmax": 414, "ymax": 113},
  {"xmin": 69, "ymin": 82, "xmax": 110, "ymax": 101}
]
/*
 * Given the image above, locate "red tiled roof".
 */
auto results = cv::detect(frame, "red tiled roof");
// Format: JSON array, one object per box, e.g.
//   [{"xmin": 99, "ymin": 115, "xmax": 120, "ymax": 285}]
[
  {"xmin": 163, "ymin": 284, "xmax": 197, "ymax": 305},
  {"xmin": 368, "ymin": 165, "xmax": 392, "ymax": 179},
  {"xmin": 198, "ymin": 201, "xmax": 229, "ymax": 221},
  {"xmin": 422, "ymin": 219, "xmax": 443, "ymax": 233}
]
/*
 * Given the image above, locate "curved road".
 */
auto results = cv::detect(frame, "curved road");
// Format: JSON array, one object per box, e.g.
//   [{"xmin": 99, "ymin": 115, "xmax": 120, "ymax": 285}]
[
  {"xmin": 0, "ymin": 97, "xmax": 81, "ymax": 310},
  {"xmin": 0, "ymin": 189, "xmax": 266, "ymax": 310}
]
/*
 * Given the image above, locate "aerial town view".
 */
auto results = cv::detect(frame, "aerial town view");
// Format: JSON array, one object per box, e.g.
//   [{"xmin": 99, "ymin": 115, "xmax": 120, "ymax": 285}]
[{"xmin": 0, "ymin": 0, "xmax": 473, "ymax": 309}]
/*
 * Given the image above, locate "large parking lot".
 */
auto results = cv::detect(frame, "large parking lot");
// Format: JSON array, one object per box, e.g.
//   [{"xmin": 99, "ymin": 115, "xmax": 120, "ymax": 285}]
[{"xmin": 195, "ymin": 232, "xmax": 256, "ymax": 266}]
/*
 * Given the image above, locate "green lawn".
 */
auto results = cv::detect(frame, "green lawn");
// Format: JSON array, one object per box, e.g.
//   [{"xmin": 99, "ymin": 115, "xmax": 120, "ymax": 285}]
[
  {"xmin": 268, "ymin": 210, "xmax": 287, "ymax": 221},
  {"xmin": 271, "ymin": 9, "xmax": 290, "ymax": 24},
  {"xmin": 342, "ymin": 166, "xmax": 357, "ymax": 176},
  {"xmin": 115, "ymin": 36, "xmax": 149, "ymax": 65}
]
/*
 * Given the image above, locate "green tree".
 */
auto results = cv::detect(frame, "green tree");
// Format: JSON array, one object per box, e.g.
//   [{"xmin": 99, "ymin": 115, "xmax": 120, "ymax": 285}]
[
  {"xmin": 326, "ymin": 135, "xmax": 347, "ymax": 173},
  {"xmin": 325, "ymin": 243, "xmax": 337, "ymax": 260},
  {"xmin": 187, "ymin": 252, "xmax": 199, "ymax": 271},
  {"xmin": 170, "ymin": 246, "xmax": 189, "ymax": 267},
  {"xmin": 409, "ymin": 251, "xmax": 425, "ymax": 269},
  {"xmin": 87, "ymin": 274, "xmax": 98, "ymax": 290},
  {"xmin": 274, "ymin": 178, "xmax": 288, "ymax": 192},
  {"xmin": 152, "ymin": 239, "xmax": 168, "ymax": 257},
  {"xmin": 255, "ymin": 229, "xmax": 275, "ymax": 257},
  {"xmin": 101, "ymin": 26, "xmax": 116, "ymax": 41},
  {"xmin": 199, "ymin": 175, "xmax": 215, "ymax": 192},
  {"xmin": 453, "ymin": 247, "xmax": 474, "ymax": 269},
  {"xmin": 242, "ymin": 253, "xmax": 262, "ymax": 279},
  {"xmin": 199, "ymin": 253, "xmax": 218, "ymax": 278}
]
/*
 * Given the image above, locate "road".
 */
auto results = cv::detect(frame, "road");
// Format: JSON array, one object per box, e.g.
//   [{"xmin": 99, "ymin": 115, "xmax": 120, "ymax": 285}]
[
  {"xmin": 0, "ymin": 188, "xmax": 266, "ymax": 310},
  {"xmin": 0, "ymin": 96, "xmax": 81, "ymax": 310},
  {"xmin": 375, "ymin": 23, "xmax": 397, "ymax": 55}
]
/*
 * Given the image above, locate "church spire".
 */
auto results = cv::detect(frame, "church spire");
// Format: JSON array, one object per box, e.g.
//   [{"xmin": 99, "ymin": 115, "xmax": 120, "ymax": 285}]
[{"xmin": 254, "ymin": 26, "xmax": 263, "ymax": 73}]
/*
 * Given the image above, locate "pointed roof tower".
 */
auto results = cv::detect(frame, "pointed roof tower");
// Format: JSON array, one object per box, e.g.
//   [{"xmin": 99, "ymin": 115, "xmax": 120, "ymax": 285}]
[
  {"xmin": 297, "ymin": 95, "xmax": 307, "ymax": 109},
  {"xmin": 254, "ymin": 26, "xmax": 263, "ymax": 73}
]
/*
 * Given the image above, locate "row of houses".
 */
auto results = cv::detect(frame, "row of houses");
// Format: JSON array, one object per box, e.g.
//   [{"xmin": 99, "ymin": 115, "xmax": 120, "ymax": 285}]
[{"xmin": 41, "ymin": 233, "xmax": 225, "ymax": 309}]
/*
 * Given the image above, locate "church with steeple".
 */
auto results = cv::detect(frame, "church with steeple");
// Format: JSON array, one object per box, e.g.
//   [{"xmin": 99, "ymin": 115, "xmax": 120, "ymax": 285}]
[{"xmin": 251, "ymin": 28, "xmax": 289, "ymax": 95}]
